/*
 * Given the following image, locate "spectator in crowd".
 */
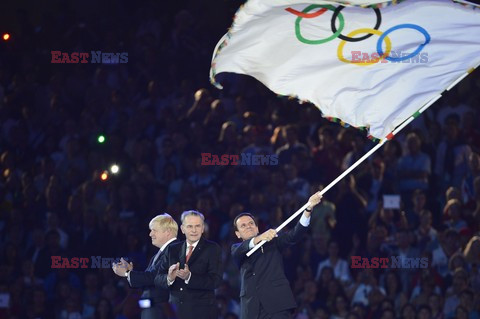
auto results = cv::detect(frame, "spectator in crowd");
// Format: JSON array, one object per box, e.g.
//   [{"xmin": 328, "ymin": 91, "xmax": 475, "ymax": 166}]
[
  {"xmin": 415, "ymin": 209, "xmax": 438, "ymax": 252},
  {"xmin": 405, "ymin": 189, "xmax": 428, "ymax": 229},
  {"xmin": 443, "ymin": 268, "xmax": 469, "ymax": 317},
  {"xmin": 463, "ymin": 236, "xmax": 480, "ymax": 266},
  {"xmin": 435, "ymin": 114, "xmax": 472, "ymax": 190},
  {"xmin": 315, "ymin": 241, "xmax": 351, "ymax": 284},
  {"xmin": 396, "ymin": 132, "xmax": 431, "ymax": 206},
  {"xmin": 442, "ymin": 199, "xmax": 468, "ymax": 232},
  {"xmin": 276, "ymin": 124, "xmax": 308, "ymax": 164},
  {"xmin": 462, "ymin": 152, "xmax": 480, "ymax": 208}
]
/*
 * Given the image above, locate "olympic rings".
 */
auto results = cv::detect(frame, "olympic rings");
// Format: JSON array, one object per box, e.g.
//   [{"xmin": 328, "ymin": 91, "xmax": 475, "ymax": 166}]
[
  {"xmin": 286, "ymin": 5, "xmax": 431, "ymax": 66},
  {"xmin": 337, "ymin": 28, "xmax": 392, "ymax": 66},
  {"xmin": 331, "ymin": 6, "xmax": 382, "ymax": 42},
  {"xmin": 294, "ymin": 5, "xmax": 345, "ymax": 45},
  {"xmin": 376, "ymin": 24, "xmax": 431, "ymax": 62}
]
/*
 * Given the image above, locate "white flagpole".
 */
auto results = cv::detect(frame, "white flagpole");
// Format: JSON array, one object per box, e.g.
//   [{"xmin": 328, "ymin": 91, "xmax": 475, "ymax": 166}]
[
  {"xmin": 246, "ymin": 91, "xmax": 450, "ymax": 257},
  {"xmin": 452, "ymin": 0, "xmax": 480, "ymax": 9},
  {"xmin": 246, "ymin": 139, "xmax": 386, "ymax": 257}
]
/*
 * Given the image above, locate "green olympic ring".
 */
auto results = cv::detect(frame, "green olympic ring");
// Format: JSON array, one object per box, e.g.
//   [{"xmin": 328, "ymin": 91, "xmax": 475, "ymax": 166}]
[{"xmin": 294, "ymin": 5, "xmax": 344, "ymax": 45}]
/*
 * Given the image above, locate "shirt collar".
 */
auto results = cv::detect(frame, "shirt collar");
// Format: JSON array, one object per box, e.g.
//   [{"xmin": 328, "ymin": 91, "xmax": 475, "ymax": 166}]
[
  {"xmin": 187, "ymin": 240, "xmax": 200, "ymax": 250},
  {"xmin": 160, "ymin": 237, "xmax": 176, "ymax": 252}
]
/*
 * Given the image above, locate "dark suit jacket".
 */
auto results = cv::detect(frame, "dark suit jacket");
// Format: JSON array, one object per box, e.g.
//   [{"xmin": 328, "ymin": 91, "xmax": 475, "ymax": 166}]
[
  {"xmin": 155, "ymin": 238, "xmax": 222, "ymax": 319},
  {"xmin": 231, "ymin": 221, "xmax": 308, "ymax": 319},
  {"xmin": 128, "ymin": 241, "xmax": 177, "ymax": 311}
]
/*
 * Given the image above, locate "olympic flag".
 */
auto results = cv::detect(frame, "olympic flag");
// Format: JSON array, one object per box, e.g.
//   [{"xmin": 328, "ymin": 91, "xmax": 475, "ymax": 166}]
[{"xmin": 210, "ymin": 0, "xmax": 480, "ymax": 139}]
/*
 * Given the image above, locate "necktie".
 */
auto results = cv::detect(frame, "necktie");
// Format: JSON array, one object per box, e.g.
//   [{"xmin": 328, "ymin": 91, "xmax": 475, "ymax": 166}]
[
  {"xmin": 146, "ymin": 250, "xmax": 161, "ymax": 271},
  {"xmin": 186, "ymin": 245, "xmax": 194, "ymax": 263}
]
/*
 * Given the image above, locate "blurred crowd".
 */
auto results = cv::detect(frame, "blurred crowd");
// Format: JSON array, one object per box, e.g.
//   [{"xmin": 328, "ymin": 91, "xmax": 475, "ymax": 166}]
[{"xmin": 1, "ymin": 0, "xmax": 480, "ymax": 319}]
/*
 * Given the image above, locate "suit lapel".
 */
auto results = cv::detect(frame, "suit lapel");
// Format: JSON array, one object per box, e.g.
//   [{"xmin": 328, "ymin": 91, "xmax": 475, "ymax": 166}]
[
  {"xmin": 179, "ymin": 241, "xmax": 187, "ymax": 266},
  {"xmin": 187, "ymin": 238, "xmax": 203, "ymax": 265}
]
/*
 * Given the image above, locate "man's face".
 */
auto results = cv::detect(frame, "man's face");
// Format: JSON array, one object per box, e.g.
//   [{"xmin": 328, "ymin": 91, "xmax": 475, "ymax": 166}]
[
  {"xmin": 181, "ymin": 215, "xmax": 204, "ymax": 244},
  {"xmin": 149, "ymin": 224, "xmax": 169, "ymax": 248},
  {"xmin": 235, "ymin": 216, "xmax": 259, "ymax": 241}
]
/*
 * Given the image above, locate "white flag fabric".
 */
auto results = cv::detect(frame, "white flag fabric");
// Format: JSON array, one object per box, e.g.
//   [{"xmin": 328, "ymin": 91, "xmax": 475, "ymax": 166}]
[{"xmin": 210, "ymin": 0, "xmax": 480, "ymax": 139}]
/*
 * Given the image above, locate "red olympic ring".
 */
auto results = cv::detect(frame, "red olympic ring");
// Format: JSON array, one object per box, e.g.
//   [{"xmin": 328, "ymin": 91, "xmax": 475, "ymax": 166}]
[{"xmin": 285, "ymin": 7, "xmax": 328, "ymax": 19}]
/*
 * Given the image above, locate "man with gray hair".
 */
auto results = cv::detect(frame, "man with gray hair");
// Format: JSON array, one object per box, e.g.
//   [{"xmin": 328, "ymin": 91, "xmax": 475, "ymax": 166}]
[
  {"xmin": 113, "ymin": 213, "xmax": 178, "ymax": 319},
  {"xmin": 155, "ymin": 210, "xmax": 222, "ymax": 319}
]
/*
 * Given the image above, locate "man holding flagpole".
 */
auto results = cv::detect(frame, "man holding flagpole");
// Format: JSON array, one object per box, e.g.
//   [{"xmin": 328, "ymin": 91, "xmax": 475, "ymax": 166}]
[{"xmin": 231, "ymin": 192, "xmax": 323, "ymax": 319}]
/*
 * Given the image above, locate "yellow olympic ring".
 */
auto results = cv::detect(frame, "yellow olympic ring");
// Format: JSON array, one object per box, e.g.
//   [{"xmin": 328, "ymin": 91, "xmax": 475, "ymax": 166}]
[{"xmin": 337, "ymin": 28, "xmax": 392, "ymax": 66}]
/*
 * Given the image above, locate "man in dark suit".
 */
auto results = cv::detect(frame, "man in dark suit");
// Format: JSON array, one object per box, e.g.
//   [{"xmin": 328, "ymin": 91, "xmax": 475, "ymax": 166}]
[
  {"xmin": 232, "ymin": 192, "xmax": 322, "ymax": 319},
  {"xmin": 155, "ymin": 210, "xmax": 222, "ymax": 319},
  {"xmin": 112, "ymin": 213, "xmax": 178, "ymax": 319}
]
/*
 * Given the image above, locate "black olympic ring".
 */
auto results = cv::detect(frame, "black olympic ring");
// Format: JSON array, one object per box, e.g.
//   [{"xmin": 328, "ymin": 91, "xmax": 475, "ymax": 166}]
[{"xmin": 331, "ymin": 6, "xmax": 382, "ymax": 42}]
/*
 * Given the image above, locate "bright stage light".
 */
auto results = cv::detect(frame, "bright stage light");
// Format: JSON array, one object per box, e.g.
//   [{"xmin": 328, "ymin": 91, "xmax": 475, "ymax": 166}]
[
  {"xmin": 110, "ymin": 164, "xmax": 119, "ymax": 174},
  {"xmin": 100, "ymin": 171, "xmax": 109, "ymax": 181}
]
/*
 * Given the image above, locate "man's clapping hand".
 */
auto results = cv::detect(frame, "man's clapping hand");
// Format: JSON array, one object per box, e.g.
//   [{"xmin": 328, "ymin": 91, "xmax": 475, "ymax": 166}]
[
  {"xmin": 167, "ymin": 262, "xmax": 180, "ymax": 282},
  {"xmin": 177, "ymin": 264, "xmax": 191, "ymax": 280}
]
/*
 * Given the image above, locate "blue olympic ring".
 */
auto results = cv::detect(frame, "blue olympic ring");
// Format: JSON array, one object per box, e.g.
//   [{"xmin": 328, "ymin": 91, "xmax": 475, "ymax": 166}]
[{"xmin": 376, "ymin": 24, "xmax": 431, "ymax": 62}]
